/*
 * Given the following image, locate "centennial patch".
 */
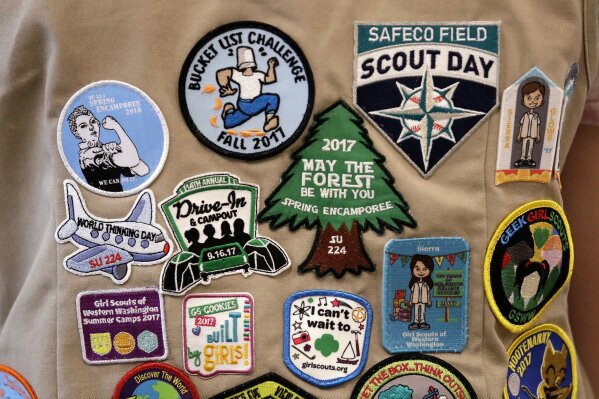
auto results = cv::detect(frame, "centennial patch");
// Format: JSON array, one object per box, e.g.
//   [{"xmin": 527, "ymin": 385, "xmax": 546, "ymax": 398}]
[
  {"xmin": 183, "ymin": 293, "xmax": 254, "ymax": 378},
  {"xmin": 283, "ymin": 290, "xmax": 373, "ymax": 388},
  {"xmin": 554, "ymin": 64, "xmax": 580, "ymax": 187},
  {"xmin": 495, "ymin": 68, "xmax": 565, "ymax": 185},
  {"xmin": 76, "ymin": 287, "xmax": 167, "ymax": 364},
  {"xmin": 484, "ymin": 201, "xmax": 573, "ymax": 333},
  {"xmin": 505, "ymin": 324, "xmax": 577, "ymax": 399},
  {"xmin": 259, "ymin": 101, "xmax": 416, "ymax": 278},
  {"xmin": 350, "ymin": 354, "xmax": 477, "ymax": 399},
  {"xmin": 56, "ymin": 181, "xmax": 171, "ymax": 283},
  {"xmin": 208, "ymin": 372, "xmax": 318, "ymax": 399},
  {"xmin": 57, "ymin": 80, "xmax": 169, "ymax": 197},
  {"xmin": 179, "ymin": 21, "xmax": 314, "ymax": 159},
  {"xmin": 112, "ymin": 362, "xmax": 200, "ymax": 399},
  {"xmin": 383, "ymin": 238, "xmax": 470, "ymax": 353},
  {"xmin": 160, "ymin": 173, "xmax": 289, "ymax": 295},
  {"xmin": 354, "ymin": 22, "xmax": 499, "ymax": 177},
  {"xmin": 0, "ymin": 365, "xmax": 37, "ymax": 399}
]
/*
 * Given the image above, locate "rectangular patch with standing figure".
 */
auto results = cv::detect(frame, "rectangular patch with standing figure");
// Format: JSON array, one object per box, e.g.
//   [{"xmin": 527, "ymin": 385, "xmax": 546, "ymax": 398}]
[
  {"xmin": 383, "ymin": 238, "xmax": 470, "ymax": 353},
  {"xmin": 495, "ymin": 67, "xmax": 564, "ymax": 184}
]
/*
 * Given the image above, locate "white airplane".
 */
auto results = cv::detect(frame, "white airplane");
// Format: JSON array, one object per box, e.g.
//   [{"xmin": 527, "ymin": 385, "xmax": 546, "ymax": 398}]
[{"xmin": 56, "ymin": 181, "xmax": 171, "ymax": 283}]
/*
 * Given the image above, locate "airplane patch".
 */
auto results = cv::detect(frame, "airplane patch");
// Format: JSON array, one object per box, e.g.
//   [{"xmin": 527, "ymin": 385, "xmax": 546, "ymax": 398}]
[
  {"xmin": 0, "ymin": 365, "xmax": 37, "ymax": 399},
  {"xmin": 55, "ymin": 180, "xmax": 172, "ymax": 283},
  {"xmin": 283, "ymin": 290, "xmax": 373, "ymax": 388},
  {"xmin": 159, "ymin": 173, "xmax": 290, "ymax": 295},
  {"xmin": 76, "ymin": 287, "xmax": 168, "ymax": 364},
  {"xmin": 57, "ymin": 80, "xmax": 169, "ymax": 197},
  {"xmin": 112, "ymin": 362, "xmax": 200, "ymax": 399},
  {"xmin": 208, "ymin": 373, "xmax": 318, "ymax": 399},
  {"xmin": 183, "ymin": 293, "xmax": 254, "ymax": 378},
  {"xmin": 354, "ymin": 22, "xmax": 499, "ymax": 177}
]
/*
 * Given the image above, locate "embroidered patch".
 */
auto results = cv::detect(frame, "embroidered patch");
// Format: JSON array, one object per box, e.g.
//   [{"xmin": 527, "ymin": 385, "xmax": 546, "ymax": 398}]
[
  {"xmin": 259, "ymin": 100, "xmax": 416, "ymax": 278},
  {"xmin": 350, "ymin": 354, "xmax": 477, "ymax": 399},
  {"xmin": 183, "ymin": 293, "xmax": 254, "ymax": 378},
  {"xmin": 0, "ymin": 365, "xmax": 37, "ymax": 399},
  {"xmin": 57, "ymin": 80, "xmax": 169, "ymax": 197},
  {"xmin": 383, "ymin": 238, "xmax": 470, "ymax": 353},
  {"xmin": 159, "ymin": 173, "xmax": 290, "ymax": 295},
  {"xmin": 495, "ymin": 68, "xmax": 565, "ymax": 185},
  {"xmin": 112, "ymin": 362, "xmax": 200, "ymax": 399},
  {"xmin": 283, "ymin": 290, "xmax": 373, "ymax": 388},
  {"xmin": 484, "ymin": 200, "xmax": 574, "ymax": 333},
  {"xmin": 56, "ymin": 181, "xmax": 171, "ymax": 283},
  {"xmin": 354, "ymin": 22, "xmax": 499, "ymax": 177},
  {"xmin": 505, "ymin": 324, "xmax": 577, "ymax": 399},
  {"xmin": 179, "ymin": 21, "xmax": 314, "ymax": 159},
  {"xmin": 554, "ymin": 63, "xmax": 580, "ymax": 187},
  {"xmin": 208, "ymin": 373, "xmax": 318, "ymax": 399},
  {"xmin": 76, "ymin": 287, "xmax": 167, "ymax": 364}
]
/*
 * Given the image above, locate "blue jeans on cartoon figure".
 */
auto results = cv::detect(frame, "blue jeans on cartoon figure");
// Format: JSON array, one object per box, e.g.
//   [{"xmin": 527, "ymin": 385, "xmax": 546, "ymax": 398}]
[{"xmin": 223, "ymin": 93, "xmax": 280, "ymax": 129}]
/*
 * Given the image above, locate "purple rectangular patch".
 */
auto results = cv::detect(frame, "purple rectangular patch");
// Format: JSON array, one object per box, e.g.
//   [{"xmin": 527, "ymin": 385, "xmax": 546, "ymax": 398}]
[{"xmin": 76, "ymin": 287, "xmax": 168, "ymax": 364}]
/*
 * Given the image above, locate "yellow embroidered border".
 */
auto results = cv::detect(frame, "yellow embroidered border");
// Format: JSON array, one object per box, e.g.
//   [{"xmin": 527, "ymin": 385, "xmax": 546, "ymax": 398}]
[
  {"xmin": 495, "ymin": 169, "xmax": 552, "ymax": 185},
  {"xmin": 503, "ymin": 323, "xmax": 578, "ymax": 399},
  {"xmin": 483, "ymin": 200, "xmax": 574, "ymax": 333}
]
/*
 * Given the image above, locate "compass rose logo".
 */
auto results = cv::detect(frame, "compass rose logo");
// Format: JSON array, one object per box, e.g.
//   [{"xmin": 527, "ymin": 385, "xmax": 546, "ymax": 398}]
[{"xmin": 370, "ymin": 71, "xmax": 483, "ymax": 173}]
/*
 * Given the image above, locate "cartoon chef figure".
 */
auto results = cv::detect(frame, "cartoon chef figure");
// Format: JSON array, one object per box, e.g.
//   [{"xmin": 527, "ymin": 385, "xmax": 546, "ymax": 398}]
[
  {"xmin": 514, "ymin": 81, "xmax": 546, "ymax": 168},
  {"xmin": 216, "ymin": 46, "xmax": 280, "ymax": 132}
]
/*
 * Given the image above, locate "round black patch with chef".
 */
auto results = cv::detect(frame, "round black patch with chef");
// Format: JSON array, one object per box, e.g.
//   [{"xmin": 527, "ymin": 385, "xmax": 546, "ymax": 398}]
[{"xmin": 179, "ymin": 21, "xmax": 314, "ymax": 160}]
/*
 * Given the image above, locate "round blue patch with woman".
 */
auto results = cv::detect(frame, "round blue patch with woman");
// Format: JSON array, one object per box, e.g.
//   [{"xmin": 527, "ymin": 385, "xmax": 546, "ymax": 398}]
[{"xmin": 57, "ymin": 80, "xmax": 169, "ymax": 197}]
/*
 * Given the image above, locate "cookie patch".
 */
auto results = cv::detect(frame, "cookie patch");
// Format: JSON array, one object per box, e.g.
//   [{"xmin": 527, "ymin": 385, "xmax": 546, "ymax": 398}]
[
  {"xmin": 259, "ymin": 100, "xmax": 416, "ymax": 278},
  {"xmin": 495, "ymin": 68, "xmax": 564, "ymax": 185},
  {"xmin": 57, "ymin": 80, "xmax": 168, "ymax": 197},
  {"xmin": 208, "ymin": 372, "xmax": 318, "ymax": 399},
  {"xmin": 183, "ymin": 293, "xmax": 254, "ymax": 378},
  {"xmin": 484, "ymin": 201, "xmax": 573, "ymax": 333},
  {"xmin": 383, "ymin": 238, "xmax": 470, "ymax": 353},
  {"xmin": 284, "ymin": 290, "xmax": 373, "ymax": 388},
  {"xmin": 76, "ymin": 287, "xmax": 167, "ymax": 364},
  {"xmin": 0, "ymin": 365, "xmax": 37, "ymax": 399},
  {"xmin": 505, "ymin": 324, "xmax": 577, "ymax": 399},
  {"xmin": 56, "ymin": 181, "xmax": 171, "ymax": 283},
  {"xmin": 179, "ymin": 21, "xmax": 314, "ymax": 159},
  {"xmin": 159, "ymin": 173, "xmax": 290, "ymax": 295},
  {"xmin": 354, "ymin": 22, "xmax": 499, "ymax": 177},
  {"xmin": 351, "ymin": 354, "xmax": 477, "ymax": 399},
  {"xmin": 112, "ymin": 362, "xmax": 200, "ymax": 399}
]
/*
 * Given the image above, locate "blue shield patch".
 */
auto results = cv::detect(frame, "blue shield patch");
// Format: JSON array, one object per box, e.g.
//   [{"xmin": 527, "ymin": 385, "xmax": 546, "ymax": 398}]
[{"xmin": 354, "ymin": 23, "xmax": 499, "ymax": 176}]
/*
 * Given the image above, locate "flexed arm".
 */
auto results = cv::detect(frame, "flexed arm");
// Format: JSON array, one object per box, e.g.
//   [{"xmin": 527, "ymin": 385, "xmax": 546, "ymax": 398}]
[
  {"xmin": 102, "ymin": 116, "xmax": 149, "ymax": 176},
  {"xmin": 216, "ymin": 68, "xmax": 237, "ymax": 96},
  {"xmin": 264, "ymin": 57, "xmax": 279, "ymax": 84}
]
